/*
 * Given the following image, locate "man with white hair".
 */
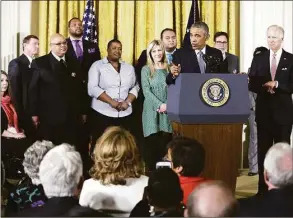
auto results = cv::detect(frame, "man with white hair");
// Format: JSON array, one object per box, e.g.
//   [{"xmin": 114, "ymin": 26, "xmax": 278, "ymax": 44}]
[
  {"xmin": 19, "ymin": 143, "xmax": 83, "ymax": 216},
  {"xmin": 184, "ymin": 181, "xmax": 238, "ymax": 217},
  {"xmin": 238, "ymin": 142, "xmax": 293, "ymax": 217},
  {"xmin": 248, "ymin": 25, "xmax": 293, "ymax": 195}
]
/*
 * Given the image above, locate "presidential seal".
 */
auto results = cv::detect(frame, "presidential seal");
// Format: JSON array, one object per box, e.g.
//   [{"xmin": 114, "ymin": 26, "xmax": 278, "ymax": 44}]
[{"xmin": 201, "ymin": 78, "xmax": 230, "ymax": 107}]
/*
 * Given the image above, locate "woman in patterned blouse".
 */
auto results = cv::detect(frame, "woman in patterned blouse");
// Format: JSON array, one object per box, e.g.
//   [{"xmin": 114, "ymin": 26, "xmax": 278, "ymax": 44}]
[{"xmin": 141, "ymin": 40, "xmax": 173, "ymax": 171}]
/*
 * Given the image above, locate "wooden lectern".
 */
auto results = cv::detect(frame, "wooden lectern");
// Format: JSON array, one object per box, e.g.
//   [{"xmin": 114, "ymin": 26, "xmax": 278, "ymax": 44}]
[{"xmin": 167, "ymin": 73, "xmax": 250, "ymax": 192}]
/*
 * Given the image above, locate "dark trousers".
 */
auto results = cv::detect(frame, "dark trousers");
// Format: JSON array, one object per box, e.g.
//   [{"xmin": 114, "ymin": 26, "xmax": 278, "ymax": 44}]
[
  {"xmin": 257, "ymin": 121, "xmax": 292, "ymax": 193},
  {"xmin": 143, "ymin": 131, "xmax": 173, "ymax": 171},
  {"xmin": 89, "ymin": 109, "xmax": 134, "ymax": 155}
]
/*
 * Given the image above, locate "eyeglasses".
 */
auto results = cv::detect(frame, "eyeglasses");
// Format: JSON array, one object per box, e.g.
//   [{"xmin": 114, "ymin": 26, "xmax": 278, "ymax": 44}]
[
  {"xmin": 51, "ymin": 41, "xmax": 67, "ymax": 46},
  {"xmin": 215, "ymin": 41, "xmax": 228, "ymax": 45}
]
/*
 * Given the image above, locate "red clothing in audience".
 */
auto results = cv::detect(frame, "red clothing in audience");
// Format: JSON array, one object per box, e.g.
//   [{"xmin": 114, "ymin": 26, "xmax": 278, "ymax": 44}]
[{"xmin": 179, "ymin": 176, "xmax": 207, "ymax": 205}]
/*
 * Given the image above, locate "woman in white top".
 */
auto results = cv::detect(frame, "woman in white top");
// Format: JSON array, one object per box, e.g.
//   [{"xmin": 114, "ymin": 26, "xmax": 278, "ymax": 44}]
[
  {"xmin": 88, "ymin": 39, "xmax": 139, "ymax": 154},
  {"xmin": 79, "ymin": 126, "xmax": 148, "ymax": 217}
]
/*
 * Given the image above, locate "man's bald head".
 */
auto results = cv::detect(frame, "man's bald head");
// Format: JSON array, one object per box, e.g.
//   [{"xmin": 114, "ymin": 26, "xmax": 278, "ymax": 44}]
[
  {"xmin": 186, "ymin": 181, "xmax": 238, "ymax": 217},
  {"xmin": 49, "ymin": 33, "xmax": 68, "ymax": 57}
]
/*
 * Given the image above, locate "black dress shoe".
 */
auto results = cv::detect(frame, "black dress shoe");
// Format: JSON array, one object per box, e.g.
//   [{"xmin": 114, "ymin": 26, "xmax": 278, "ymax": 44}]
[{"xmin": 248, "ymin": 172, "xmax": 258, "ymax": 176}]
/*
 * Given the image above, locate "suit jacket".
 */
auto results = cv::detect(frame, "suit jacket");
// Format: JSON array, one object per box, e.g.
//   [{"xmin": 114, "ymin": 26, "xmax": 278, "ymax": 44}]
[
  {"xmin": 8, "ymin": 54, "xmax": 36, "ymax": 127},
  {"xmin": 238, "ymin": 188, "xmax": 293, "ymax": 217},
  {"xmin": 166, "ymin": 45, "xmax": 228, "ymax": 85},
  {"xmin": 249, "ymin": 49, "xmax": 293, "ymax": 125},
  {"xmin": 225, "ymin": 52, "xmax": 239, "ymax": 74},
  {"xmin": 17, "ymin": 196, "xmax": 79, "ymax": 217},
  {"xmin": 29, "ymin": 52, "xmax": 87, "ymax": 126}
]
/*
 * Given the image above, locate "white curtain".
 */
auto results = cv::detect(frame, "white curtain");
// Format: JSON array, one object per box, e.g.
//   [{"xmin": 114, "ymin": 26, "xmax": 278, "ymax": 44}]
[{"xmin": 1, "ymin": 1, "xmax": 33, "ymax": 72}]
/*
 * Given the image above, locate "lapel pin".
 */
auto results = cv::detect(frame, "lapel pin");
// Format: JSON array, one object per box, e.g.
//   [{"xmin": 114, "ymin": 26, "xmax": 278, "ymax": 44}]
[{"xmin": 71, "ymin": 72, "xmax": 76, "ymax": 77}]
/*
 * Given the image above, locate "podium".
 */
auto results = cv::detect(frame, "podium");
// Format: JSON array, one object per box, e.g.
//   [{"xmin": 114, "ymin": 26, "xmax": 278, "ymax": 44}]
[{"xmin": 167, "ymin": 73, "xmax": 250, "ymax": 192}]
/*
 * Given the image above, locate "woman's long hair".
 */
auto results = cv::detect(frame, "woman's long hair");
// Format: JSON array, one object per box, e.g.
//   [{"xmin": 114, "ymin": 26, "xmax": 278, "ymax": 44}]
[
  {"xmin": 1, "ymin": 70, "xmax": 11, "ymax": 97},
  {"xmin": 90, "ymin": 126, "xmax": 144, "ymax": 185},
  {"xmin": 146, "ymin": 40, "xmax": 168, "ymax": 78}
]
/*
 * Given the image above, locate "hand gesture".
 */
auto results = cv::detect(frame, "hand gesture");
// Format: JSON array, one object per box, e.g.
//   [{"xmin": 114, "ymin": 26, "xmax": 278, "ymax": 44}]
[
  {"xmin": 170, "ymin": 64, "xmax": 181, "ymax": 77},
  {"xmin": 117, "ymin": 101, "xmax": 129, "ymax": 111}
]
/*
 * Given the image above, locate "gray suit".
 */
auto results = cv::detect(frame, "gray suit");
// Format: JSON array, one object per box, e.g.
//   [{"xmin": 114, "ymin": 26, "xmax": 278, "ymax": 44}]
[{"xmin": 225, "ymin": 52, "xmax": 239, "ymax": 74}]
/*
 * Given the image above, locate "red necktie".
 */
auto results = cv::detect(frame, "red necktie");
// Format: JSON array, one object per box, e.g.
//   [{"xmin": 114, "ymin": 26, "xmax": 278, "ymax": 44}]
[{"xmin": 271, "ymin": 53, "xmax": 277, "ymax": 81}]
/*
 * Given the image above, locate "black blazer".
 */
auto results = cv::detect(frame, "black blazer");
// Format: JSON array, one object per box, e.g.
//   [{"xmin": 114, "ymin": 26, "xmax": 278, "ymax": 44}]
[
  {"xmin": 17, "ymin": 197, "xmax": 79, "ymax": 217},
  {"xmin": 225, "ymin": 52, "xmax": 239, "ymax": 74},
  {"xmin": 8, "ymin": 54, "xmax": 36, "ymax": 125},
  {"xmin": 29, "ymin": 53, "xmax": 87, "ymax": 126},
  {"xmin": 166, "ymin": 45, "xmax": 228, "ymax": 85},
  {"xmin": 238, "ymin": 188, "xmax": 293, "ymax": 217},
  {"xmin": 249, "ymin": 49, "xmax": 293, "ymax": 125}
]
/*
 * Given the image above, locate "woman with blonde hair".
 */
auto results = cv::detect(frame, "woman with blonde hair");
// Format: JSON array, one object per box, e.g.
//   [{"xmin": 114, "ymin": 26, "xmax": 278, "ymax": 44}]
[
  {"xmin": 79, "ymin": 126, "xmax": 148, "ymax": 217},
  {"xmin": 141, "ymin": 40, "xmax": 172, "ymax": 171}
]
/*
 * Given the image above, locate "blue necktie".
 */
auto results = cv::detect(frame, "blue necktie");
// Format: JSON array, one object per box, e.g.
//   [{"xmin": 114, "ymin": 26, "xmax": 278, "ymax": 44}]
[
  {"xmin": 197, "ymin": 51, "xmax": 206, "ymax": 74},
  {"xmin": 166, "ymin": 53, "xmax": 173, "ymax": 64}
]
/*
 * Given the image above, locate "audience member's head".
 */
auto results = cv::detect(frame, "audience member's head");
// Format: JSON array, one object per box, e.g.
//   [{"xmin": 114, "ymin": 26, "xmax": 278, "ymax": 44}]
[
  {"xmin": 267, "ymin": 25, "xmax": 284, "ymax": 52},
  {"xmin": 23, "ymin": 140, "xmax": 55, "ymax": 185},
  {"xmin": 22, "ymin": 34, "xmax": 39, "ymax": 57},
  {"xmin": 147, "ymin": 167, "xmax": 183, "ymax": 212},
  {"xmin": 146, "ymin": 39, "xmax": 167, "ymax": 76},
  {"xmin": 167, "ymin": 136, "xmax": 205, "ymax": 177},
  {"xmin": 39, "ymin": 143, "xmax": 83, "ymax": 198},
  {"xmin": 160, "ymin": 28, "xmax": 177, "ymax": 52},
  {"xmin": 190, "ymin": 21, "xmax": 210, "ymax": 50},
  {"xmin": 107, "ymin": 39, "xmax": 122, "ymax": 62},
  {"xmin": 90, "ymin": 126, "xmax": 143, "ymax": 185},
  {"xmin": 68, "ymin": 17, "xmax": 83, "ymax": 38},
  {"xmin": 214, "ymin": 31, "xmax": 229, "ymax": 53},
  {"xmin": 1, "ymin": 70, "xmax": 10, "ymax": 97},
  {"xmin": 264, "ymin": 142, "xmax": 293, "ymax": 190},
  {"xmin": 49, "ymin": 33, "xmax": 68, "ymax": 57},
  {"xmin": 185, "ymin": 181, "xmax": 238, "ymax": 217}
]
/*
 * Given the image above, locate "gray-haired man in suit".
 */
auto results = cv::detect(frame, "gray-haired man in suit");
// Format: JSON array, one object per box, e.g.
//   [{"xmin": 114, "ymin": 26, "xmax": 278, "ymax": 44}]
[{"xmin": 214, "ymin": 32, "xmax": 239, "ymax": 74}]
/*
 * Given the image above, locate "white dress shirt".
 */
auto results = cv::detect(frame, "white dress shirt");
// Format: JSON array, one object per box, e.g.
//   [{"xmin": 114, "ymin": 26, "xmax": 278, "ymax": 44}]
[
  {"xmin": 195, "ymin": 46, "xmax": 207, "ymax": 56},
  {"xmin": 269, "ymin": 48, "xmax": 282, "ymax": 69},
  {"xmin": 88, "ymin": 57, "xmax": 139, "ymax": 118},
  {"xmin": 51, "ymin": 52, "xmax": 66, "ymax": 62}
]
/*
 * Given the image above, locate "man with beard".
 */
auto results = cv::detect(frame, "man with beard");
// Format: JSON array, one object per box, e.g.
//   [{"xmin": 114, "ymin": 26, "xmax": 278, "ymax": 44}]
[
  {"xmin": 29, "ymin": 33, "xmax": 87, "ymax": 146},
  {"xmin": 66, "ymin": 18, "xmax": 101, "ymax": 176}
]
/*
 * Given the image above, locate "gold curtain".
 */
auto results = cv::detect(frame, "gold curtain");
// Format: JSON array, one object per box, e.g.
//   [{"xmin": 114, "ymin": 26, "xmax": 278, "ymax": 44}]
[{"xmin": 37, "ymin": 0, "xmax": 239, "ymax": 64}]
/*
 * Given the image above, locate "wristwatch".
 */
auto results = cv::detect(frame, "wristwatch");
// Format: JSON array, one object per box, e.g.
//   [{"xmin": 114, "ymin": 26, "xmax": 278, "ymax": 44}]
[{"xmin": 127, "ymin": 101, "xmax": 132, "ymax": 107}]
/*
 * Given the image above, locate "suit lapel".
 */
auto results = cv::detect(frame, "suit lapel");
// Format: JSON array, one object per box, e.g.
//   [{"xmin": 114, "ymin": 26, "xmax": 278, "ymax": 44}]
[
  {"xmin": 66, "ymin": 39, "xmax": 78, "ymax": 59},
  {"xmin": 275, "ymin": 49, "xmax": 288, "ymax": 81}
]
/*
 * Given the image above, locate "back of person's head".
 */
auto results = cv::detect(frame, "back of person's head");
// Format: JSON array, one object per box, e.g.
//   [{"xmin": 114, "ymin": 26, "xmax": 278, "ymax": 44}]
[
  {"xmin": 167, "ymin": 136, "xmax": 205, "ymax": 177},
  {"xmin": 264, "ymin": 142, "xmax": 293, "ymax": 189},
  {"xmin": 65, "ymin": 205, "xmax": 111, "ymax": 217},
  {"xmin": 90, "ymin": 126, "xmax": 143, "ymax": 185},
  {"xmin": 253, "ymin": 46, "xmax": 268, "ymax": 57},
  {"xmin": 147, "ymin": 167, "xmax": 183, "ymax": 209},
  {"xmin": 23, "ymin": 140, "xmax": 55, "ymax": 185},
  {"xmin": 186, "ymin": 181, "xmax": 238, "ymax": 217},
  {"xmin": 39, "ymin": 143, "xmax": 83, "ymax": 198}
]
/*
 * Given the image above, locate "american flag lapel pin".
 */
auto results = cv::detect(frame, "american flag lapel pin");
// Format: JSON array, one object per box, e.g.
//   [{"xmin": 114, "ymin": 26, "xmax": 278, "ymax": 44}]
[{"xmin": 71, "ymin": 72, "xmax": 76, "ymax": 77}]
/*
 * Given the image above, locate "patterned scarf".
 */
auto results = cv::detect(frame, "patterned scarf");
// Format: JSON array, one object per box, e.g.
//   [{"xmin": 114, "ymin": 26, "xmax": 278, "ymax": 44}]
[{"xmin": 1, "ymin": 95, "xmax": 20, "ymax": 133}]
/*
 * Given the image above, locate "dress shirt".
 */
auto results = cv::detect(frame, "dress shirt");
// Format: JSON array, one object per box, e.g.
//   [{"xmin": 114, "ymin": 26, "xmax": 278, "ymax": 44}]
[
  {"xmin": 69, "ymin": 36, "xmax": 84, "ymax": 54},
  {"xmin": 88, "ymin": 57, "xmax": 139, "ymax": 118},
  {"xmin": 24, "ymin": 53, "xmax": 33, "ymax": 68},
  {"xmin": 51, "ymin": 52, "xmax": 66, "ymax": 62},
  {"xmin": 165, "ymin": 49, "xmax": 176, "ymax": 64},
  {"xmin": 195, "ymin": 46, "xmax": 207, "ymax": 56},
  {"xmin": 270, "ymin": 49, "xmax": 282, "ymax": 88}
]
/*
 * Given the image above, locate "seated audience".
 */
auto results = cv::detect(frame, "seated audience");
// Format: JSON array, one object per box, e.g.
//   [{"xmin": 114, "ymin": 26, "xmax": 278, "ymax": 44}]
[
  {"xmin": 6, "ymin": 140, "xmax": 54, "ymax": 216},
  {"xmin": 185, "ymin": 181, "xmax": 238, "ymax": 217},
  {"xmin": 238, "ymin": 142, "xmax": 293, "ymax": 217},
  {"xmin": 18, "ymin": 143, "xmax": 83, "ymax": 216},
  {"xmin": 167, "ymin": 136, "xmax": 207, "ymax": 205},
  {"xmin": 130, "ymin": 167, "xmax": 184, "ymax": 217},
  {"xmin": 79, "ymin": 126, "xmax": 148, "ymax": 217}
]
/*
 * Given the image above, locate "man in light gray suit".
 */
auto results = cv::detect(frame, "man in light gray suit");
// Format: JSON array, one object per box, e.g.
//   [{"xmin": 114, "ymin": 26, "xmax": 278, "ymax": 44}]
[{"xmin": 214, "ymin": 32, "xmax": 239, "ymax": 74}]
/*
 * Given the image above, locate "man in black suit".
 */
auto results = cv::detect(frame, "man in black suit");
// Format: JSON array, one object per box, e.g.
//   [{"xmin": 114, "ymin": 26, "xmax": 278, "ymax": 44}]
[
  {"xmin": 249, "ymin": 25, "xmax": 293, "ymax": 195},
  {"xmin": 238, "ymin": 142, "xmax": 293, "ymax": 217},
  {"xmin": 29, "ymin": 33, "xmax": 87, "ymax": 145},
  {"xmin": 8, "ymin": 35, "xmax": 39, "ymax": 141},
  {"xmin": 213, "ymin": 31, "xmax": 239, "ymax": 74},
  {"xmin": 167, "ymin": 21, "xmax": 228, "ymax": 85}
]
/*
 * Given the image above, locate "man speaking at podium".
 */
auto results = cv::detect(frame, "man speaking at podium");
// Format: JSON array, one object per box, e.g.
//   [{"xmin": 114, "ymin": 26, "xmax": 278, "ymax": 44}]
[{"xmin": 166, "ymin": 21, "xmax": 228, "ymax": 85}]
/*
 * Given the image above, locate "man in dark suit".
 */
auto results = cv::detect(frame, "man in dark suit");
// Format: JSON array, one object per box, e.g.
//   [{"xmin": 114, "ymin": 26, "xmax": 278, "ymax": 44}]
[
  {"xmin": 8, "ymin": 35, "xmax": 39, "ymax": 141},
  {"xmin": 238, "ymin": 142, "xmax": 293, "ymax": 217},
  {"xmin": 166, "ymin": 21, "xmax": 228, "ymax": 85},
  {"xmin": 29, "ymin": 33, "xmax": 87, "ymax": 145},
  {"xmin": 213, "ymin": 31, "xmax": 239, "ymax": 74},
  {"xmin": 249, "ymin": 25, "xmax": 293, "ymax": 195}
]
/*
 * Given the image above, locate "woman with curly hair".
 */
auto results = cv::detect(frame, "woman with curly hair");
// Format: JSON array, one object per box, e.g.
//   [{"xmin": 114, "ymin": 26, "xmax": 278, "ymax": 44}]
[{"xmin": 79, "ymin": 126, "xmax": 148, "ymax": 217}]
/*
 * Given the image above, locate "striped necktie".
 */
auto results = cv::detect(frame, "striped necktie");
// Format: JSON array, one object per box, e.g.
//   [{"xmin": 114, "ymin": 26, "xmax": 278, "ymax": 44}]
[
  {"xmin": 197, "ymin": 51, "xmax": 206, "ymax": 74},
  {"xmin": 271, "ymin": 53, "xmax": 277, "ymax": 81}
]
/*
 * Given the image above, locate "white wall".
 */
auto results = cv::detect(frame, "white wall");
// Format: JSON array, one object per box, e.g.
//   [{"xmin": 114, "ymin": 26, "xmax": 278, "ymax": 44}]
[
  {"xmin": 240, "ymin": 1, "xmax": 293, "ymax": 73},
  {"xmin": 1, "ymin": 1, "xmax": 32, "ymax": 71}
]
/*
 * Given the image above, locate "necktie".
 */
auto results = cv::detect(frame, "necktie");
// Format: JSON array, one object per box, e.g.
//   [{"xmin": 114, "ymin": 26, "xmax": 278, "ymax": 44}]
[
  {"xmin": 73, "ymin": 40, "xmax": 83, "ymax": 60},
  {"xmin": 60, "ymin": 59, "xmax": 67, "ymax": 70},
  {"xmin": 271, "ymin": 53, "xmax": 277, "ymax": 81},
  {"xmin": 166, "ymin": 53, "xmax": 173, "ymax": 64},
  {"xmin": 197, "ymin": 51, "xmax": 206, "ymax": 74}
]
